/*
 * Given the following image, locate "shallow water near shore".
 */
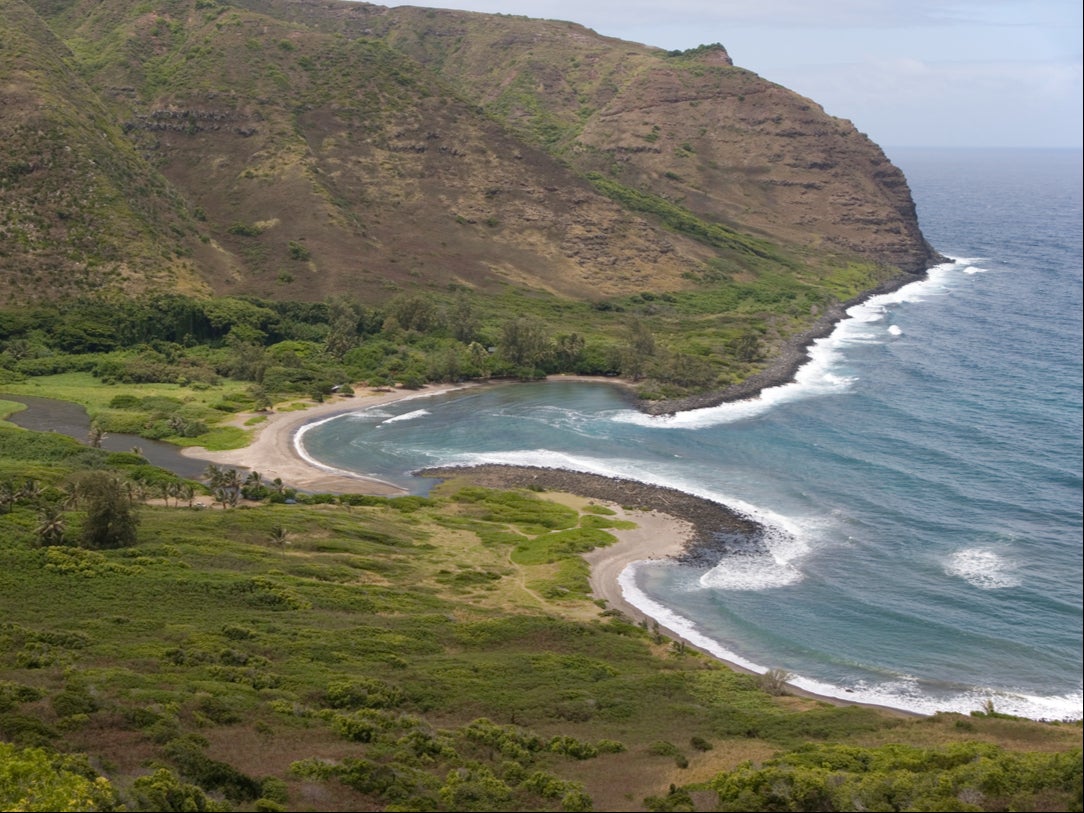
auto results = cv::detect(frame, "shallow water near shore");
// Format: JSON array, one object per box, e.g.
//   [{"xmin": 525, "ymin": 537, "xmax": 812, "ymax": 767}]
[
  {"xmin": 301, "ymin": 148, "xmax": 1082, "ymax": 721},
  {"xmin": 0, "ymin": 392, "xmax": 210, "ymax": 480}
]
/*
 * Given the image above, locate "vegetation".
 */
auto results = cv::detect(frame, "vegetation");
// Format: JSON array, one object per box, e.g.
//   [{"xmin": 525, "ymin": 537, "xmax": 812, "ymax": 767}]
[
  {"xmin": 0, "ymin": 365, "xmax": 1080, "ymax": 811},
  {"xmin": 0, "ymin": 3, "xmax": 1069, "ymax": 810},
  {"xmin": 709, "ymin": 742, "xmax": 1083, "ymax": 812},
  {"xmin": 585, "ymin": 173, "xmax": 789, "ymax": 265},
  {"xmin": 0, "ymin": 270, "xmax": 884, "ymax": 414}
]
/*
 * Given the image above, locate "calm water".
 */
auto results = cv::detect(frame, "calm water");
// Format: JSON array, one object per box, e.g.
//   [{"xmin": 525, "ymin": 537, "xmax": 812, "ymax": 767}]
[{"xmin": 301, "ymin": 148, "xmax": 1083, "ymax": 720}]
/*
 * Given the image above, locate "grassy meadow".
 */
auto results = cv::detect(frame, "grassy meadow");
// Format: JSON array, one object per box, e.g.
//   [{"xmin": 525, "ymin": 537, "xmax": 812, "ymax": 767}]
[{"xmin": 0, "ymin": 374, "xmax": 1081, "ymax": 812}]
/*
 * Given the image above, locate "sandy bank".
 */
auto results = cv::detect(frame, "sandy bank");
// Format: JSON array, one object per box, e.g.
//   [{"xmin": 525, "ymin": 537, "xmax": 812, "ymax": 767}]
[
  {"xmin": 180, "ymin": 381, "xmax": 912, "ymax": 715},
  {"xmin": 180, "ymin": 383, "xmax": 474, "ymax": 495},
  {"xmin": 418, "ymin": 463, "xmax": 916, "ymax": 715}
]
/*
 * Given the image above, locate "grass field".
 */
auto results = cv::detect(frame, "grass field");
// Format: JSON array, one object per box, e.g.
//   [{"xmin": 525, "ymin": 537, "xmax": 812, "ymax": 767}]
[{"xmin": 0, "ymin": 380, "xmax": 1080, "ymax": 811}]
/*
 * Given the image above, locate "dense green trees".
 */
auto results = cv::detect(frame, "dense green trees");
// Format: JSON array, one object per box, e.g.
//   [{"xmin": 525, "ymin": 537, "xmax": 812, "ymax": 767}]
[
  {"xmin": 0, "ymin": 743, "xmax": 118, "ymax": 812},
  {"xmin": 708, "ymin": 741, "xmax": 1084, "ymax": 812},
  {"xmin": 71, "ymin": 471, "xmax": 139, "ymax": 549},
  {"xmin": 0, "ymin": 289, "xmax": 699, "ymax": 403},
  {"xmin": 499, "ymin": 315, "xmax": 552, "ymax": 375},
  {"xmin": 0, "ymin": 290, "xmax": 718, "ymax": 399}
]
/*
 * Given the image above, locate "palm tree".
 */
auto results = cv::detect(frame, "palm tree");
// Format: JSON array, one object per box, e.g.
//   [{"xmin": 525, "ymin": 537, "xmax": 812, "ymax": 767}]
[
  {"xmin": 179, "ymin": 482, "xmax": 195, "ymax": 508},
  {"xmin": 165, "ymin": 481, "xmax": 182, "ymax": 507},
  {"xmin": 62, "ymin": 481, "xmax": 81, "ymax": 510},
  {"xmin": 35, "ymin": 505, "xmax": 66, "ymax": 546},
  {"xmin": 19, "ymin": 478, "xmax": 42, "ymax": 503},
  {"xmin": 222, "ymin": 468, "xmax": 243, "ymax": 507},
  {"xmin": 212, "ymin": 486, "xmax": 236, "ymax": 509},
  {"xmin": 0, "ymin": 480, "xmax": 17, "ymax": 514},
  {"xmin": 87, "ymin": 421, "xmax": 107, "ymax": 449},
  {"xmin": 203, "ymin": 463, "xmax": 224, "ymax": 488},
  {"xmin": 268, "ymin": 524, "xmax": 290, "ymax": 556},
  {"xmin": 243, "ymin": 470, "xmax": 265, "ymax": 501}
]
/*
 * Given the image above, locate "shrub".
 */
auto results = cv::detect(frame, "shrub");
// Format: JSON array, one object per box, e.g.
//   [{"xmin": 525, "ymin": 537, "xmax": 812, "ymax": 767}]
[
  {"xmin": 690, "ymin": 735, "xmax": 713, "ymax": 752},
  {"xmin": 324, "ymin": 678, "xmax": 405, "ymax": 710},
  {"xmin": 758, "ymin": 668, "xmax": 792, "ymax": 696}
]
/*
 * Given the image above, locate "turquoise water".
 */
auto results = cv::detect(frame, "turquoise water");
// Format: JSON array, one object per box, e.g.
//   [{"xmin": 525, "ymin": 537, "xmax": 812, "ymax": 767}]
[{"xmin": 300, "ymin": 148, "xmax": 1083, "ymax": 720}]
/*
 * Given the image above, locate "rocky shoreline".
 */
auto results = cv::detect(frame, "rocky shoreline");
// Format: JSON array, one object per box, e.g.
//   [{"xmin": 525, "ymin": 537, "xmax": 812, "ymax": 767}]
[
  {"xmin": 418, "ymin": 464, "xmax": 767, "ymax": 566},
  {"xmin": 418, "ymin": 270, "xmax": 939, "ymax": 564},
  {"xmin": 638, "ymin": 269, "xmax": 930, "ymax": 414}
]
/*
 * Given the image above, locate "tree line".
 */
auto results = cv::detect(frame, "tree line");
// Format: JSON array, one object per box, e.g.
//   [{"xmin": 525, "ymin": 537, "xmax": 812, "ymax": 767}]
[{"xmin": 0, "ymin": 291, "xmax": 698, "ymax": 398}]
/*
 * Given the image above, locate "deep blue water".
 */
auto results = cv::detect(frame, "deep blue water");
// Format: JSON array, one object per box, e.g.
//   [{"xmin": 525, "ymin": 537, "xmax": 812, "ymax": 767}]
[{"xmin": 301, "ymin": 148, "xmax": 1083, "ymax": 720}]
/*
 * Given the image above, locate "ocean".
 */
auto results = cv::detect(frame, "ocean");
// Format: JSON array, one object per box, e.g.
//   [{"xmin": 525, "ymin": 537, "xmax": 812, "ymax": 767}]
[{"xmin": 299, "ymin": 147, "xmax": 1083, "ymax": 721}]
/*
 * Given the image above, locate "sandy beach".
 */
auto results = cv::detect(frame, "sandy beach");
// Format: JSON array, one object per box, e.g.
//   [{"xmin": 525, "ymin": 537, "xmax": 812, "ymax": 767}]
[
  {"xmin": 179, "ymin": 383, "xmax": 475, "ymax": 495},
  {"xmin": 179, "ymin": 381, "xmax": 717, "ymax": 622},
  {"xmin": 583, "ymin": 509, "xmax": 693, "ymax": 623},
  {"xmin": 180, "ymin": 380, "xmax": 909, "ymax": 713},
  {"xmin": 180, "ymin": 381, "xmax": 703, "ymax": 605}
]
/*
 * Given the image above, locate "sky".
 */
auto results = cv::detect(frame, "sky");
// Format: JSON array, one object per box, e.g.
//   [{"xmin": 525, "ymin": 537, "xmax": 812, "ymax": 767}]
[{"xmin": 384, "ymin": 0, "xmax": 1083, "ymax": 150}]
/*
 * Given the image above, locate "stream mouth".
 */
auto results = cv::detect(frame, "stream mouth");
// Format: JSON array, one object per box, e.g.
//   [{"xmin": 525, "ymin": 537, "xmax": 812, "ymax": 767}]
[{"xmin": 1, "ymin": 392, "xmax": 211, "ymax": 480}]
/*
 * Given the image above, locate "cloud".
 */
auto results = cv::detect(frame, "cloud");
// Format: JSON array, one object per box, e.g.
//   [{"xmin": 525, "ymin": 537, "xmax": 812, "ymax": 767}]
[
  {"xmin": 788, "ymin": 57, "xmax": 1083, "ymax": 146},
  {"xmin": 391, "ymin": 0, "xmax": 1076, "ymax": 31},
  {"xmin": 381, "ymin": 0, "xmax": 1082, "ymax": 146}
]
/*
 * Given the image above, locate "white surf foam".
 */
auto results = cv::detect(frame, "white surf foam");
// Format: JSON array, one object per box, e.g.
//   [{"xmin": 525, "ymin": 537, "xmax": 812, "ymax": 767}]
[
  {"xmin": 887, "ymin": 324, "xmax": 903, "ymax": 336},
  {"xmin": 619, "ymin": 562, "xmax": 1080, "ymax": 721},
  {"xmin": 619, "ymin": 563, "xmax": 767, "ymax": 674},
  {"xmin": 944, "ymin": 547, "xmax": 1022, "ymax": 589},
  {"xmin": 292, "ymin": 386, "xmax": 472, "ymax": 486},
  {"xmin": 783, "ymin": 673, "xmax": 1082, "ymax": 721},
  {"xmin": 697, "ymin": 512, "xmax": 811, "ymax": 590},
  {"xmin": 381, "ymin": 408, "xmax": 430, "ymax": 424},
  {"xmin": 613, "ymin": 259, "xmax": 968, "ymax": 430},
  {"xmin": 341, "ymin": 408, "xmax": 391, "ymax": 421},
  {"xmin": 293, "ymin": 415, "xmax": 402, "ymax": 489},
  {"xmin": 698, "ymin": 554, "xmax": 803, "ymax": 590}
]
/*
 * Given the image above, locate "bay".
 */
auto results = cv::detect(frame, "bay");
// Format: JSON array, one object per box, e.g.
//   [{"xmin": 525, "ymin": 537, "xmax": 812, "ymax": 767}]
[{"xmin": 299, "ymin": 148, "xmax": 1084, "ymax": 720}]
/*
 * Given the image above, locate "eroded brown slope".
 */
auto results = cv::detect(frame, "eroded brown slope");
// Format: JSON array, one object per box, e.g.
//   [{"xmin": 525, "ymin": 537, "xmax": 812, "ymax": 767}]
[
  {"xmin": 0, "ymin": 0, "xmax": 214, "ymax": 302},
  {"xmin": 11, "ymin": 0, "xmax": 938, "ymax": 307},
  {"xmin": 366, "ymin": 6, "xmax": 936, "ymax": 274}
]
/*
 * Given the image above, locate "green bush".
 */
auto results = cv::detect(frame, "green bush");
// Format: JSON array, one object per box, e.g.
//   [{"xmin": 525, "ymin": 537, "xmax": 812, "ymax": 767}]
[
  {"xmin": 710, "ymin": 742, "xmax": 1084, "ymax": 813},
  {"xmin": 324, "ymin": 678, "xmax": 405, "ymax": 710},
  {"xmin": 227, "ymin": 222, "xmax": 263, "ymax": 237}
]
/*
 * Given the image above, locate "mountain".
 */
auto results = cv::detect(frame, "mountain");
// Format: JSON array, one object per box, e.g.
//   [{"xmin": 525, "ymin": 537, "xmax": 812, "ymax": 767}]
[{"xmin": 2, "ymin": 0, "xmax": 939, "ymax": 306}]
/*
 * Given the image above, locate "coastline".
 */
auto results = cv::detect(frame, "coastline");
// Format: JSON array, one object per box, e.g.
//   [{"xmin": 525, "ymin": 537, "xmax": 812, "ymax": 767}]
[
  {"xmin": 182, "ymin": 386, "xmax": 788, "ymax": 684},
  {"xmin": 639, "ymin": 269, "xmax": 930, "ymax": 414},
  {"xmin": 179, "ymin": 383, "xmax": 477, "ymax": 495},
  {"xmin": 166, "ymin": 272, "xmax": 940, "ymax": 716},
  {"xmin": 10, "ymin": 271, "xmax": 939, "ymax": 715},
  {"xmin": 418, "ymin": 463, "xmax": 917, "ymax": 715}
]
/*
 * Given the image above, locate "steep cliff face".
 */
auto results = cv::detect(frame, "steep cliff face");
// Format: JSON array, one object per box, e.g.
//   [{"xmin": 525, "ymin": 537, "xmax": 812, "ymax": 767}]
[
  {"xmin": 367, "ymin": 8, "xmax": 936, "ymax": 274},
  {"xmin": 569, "ymin": 55, "xmax": 934, "ymax": 274},
  {"xmin": 5, "ymin": 0, "xmax": 938, "ymax": 306},
  {"xmin": 0, "ymin": 0, "xmax": 213, "ymax": 301}
]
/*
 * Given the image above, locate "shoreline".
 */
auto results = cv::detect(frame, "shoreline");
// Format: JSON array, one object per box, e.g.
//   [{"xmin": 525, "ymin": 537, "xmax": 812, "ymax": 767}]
[
  {"xmin": 6, "ymin": 380, "xmax": 920, "ymax": 717},
  {"xmin": 183, "ymin": 390, "xmax": 806, "ymax": 693},
  {"xmin": 12, "ymin": 271, "xmax": 940, "ymax": 716},
  {"xmin": 638, "ymin": 269, "xmax": 930, "ymax": 414},
  {"xmin": 417, "ymin": 463, "xmax": 917, "ymax": 716},
  {"xmin": 179, "ymin": 383, "xmax": 477, "ymax": 495}
]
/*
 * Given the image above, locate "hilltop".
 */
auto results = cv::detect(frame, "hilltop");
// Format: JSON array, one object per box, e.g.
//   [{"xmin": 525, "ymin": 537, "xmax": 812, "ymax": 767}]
[{"xmin": 3, "ymin": 0, "xmax": 938, "ymax": 307}]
